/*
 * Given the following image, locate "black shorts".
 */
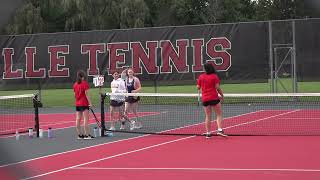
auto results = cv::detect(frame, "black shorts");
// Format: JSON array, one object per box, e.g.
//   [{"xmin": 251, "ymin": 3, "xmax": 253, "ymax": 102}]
[
  {"xmin": 110, "ymin": 100, "xmax": 124, "ymax": 107},
  {"xmin": 76, "ymin": 106, "xmax": 89, "ymax": 112},
  {"xmin": 125, "ymin": 96, "xmax": 140, "ymax": 103},
  {"xmin": 202, "ymin": 99, "xmax": 220, "ymax": 107}
]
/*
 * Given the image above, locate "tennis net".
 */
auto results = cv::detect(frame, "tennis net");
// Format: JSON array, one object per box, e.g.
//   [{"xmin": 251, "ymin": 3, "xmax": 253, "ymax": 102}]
[
  {"xmin": 99, "ymin": 93, "xmax": 320, "ymax": 136},
  {"xmin": 0, "ymin": 94, "xmax": 41, "ymax": 136}
]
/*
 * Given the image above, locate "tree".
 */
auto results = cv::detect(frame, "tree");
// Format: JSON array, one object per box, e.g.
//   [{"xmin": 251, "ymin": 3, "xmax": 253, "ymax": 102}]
[
  {"xmin": 171, "ymin": 0, "xmax": 224, "ymax": 25},
  {"xmin": 221, "ymin": 0, "xmax": 257, "ymax": 23},
  {"xmin": 145, "ymin": 0, "xmax": 224, "ymax": 26},
  {"xmin": 3, "ymin": 0, "xmax": 123, "ymax": 34},
  {"xmin": 4, "ymin": 1, "xmax": 45, "ymax": 35},
  {"xmin": 255, "ymin": 0, "xmax": 272, "ymax": 21},
  {"xmin": 119, "ymin": 0, "xmax": 150, "ymax": 29},
  {"xmin": 254, "ymin": 0, "xmax": 319, "ymax": 21},
  {"xmin": 2, "ymin": 0, "xmax": 320, "ymax": 35},
  {"xmin": 62, "ymin": 0, "xmax": 121, "ymax": 31},
  {"xmin": 270, "ymin": 0, "xmax": 296, "ymax": 20}
]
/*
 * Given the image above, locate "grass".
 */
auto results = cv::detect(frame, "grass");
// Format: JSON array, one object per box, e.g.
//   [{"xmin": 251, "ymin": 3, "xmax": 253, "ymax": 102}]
[{"xmin": 0, "ymin": 81, "xmax": 319, "ymax": 107}]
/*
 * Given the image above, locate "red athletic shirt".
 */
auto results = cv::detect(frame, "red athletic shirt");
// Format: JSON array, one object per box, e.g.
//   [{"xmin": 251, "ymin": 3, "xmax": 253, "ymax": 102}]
[
  {"xmin": 197, "ymin": 73, "xmax": 220, "ymax": 102},
  {"xmin": 73, "ymin": 80, "xmax": 90, "ymax": 106}
]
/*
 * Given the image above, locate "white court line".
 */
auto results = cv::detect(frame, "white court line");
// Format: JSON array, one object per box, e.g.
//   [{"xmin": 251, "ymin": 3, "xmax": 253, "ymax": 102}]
[
  {"xmin": 223, "ymin": 110, "xmax": 300, "ymax": 131},
  {"xmin": 40, "ymin": 120, "xmax": 74, "ymax": 125},
  {"xmin": 73, "ymin": 167, "xmax": 320, "ymax": 172},
  {"xmin": 161, "ymin": 110, "xmax": 265, "ymax": 134},
  {"xmin": 0, "ymin": 110, "xmax": 263, "ymax": 167},
  {"xmin": 21, "ymin": 136, "xmax": 194, "ymax": 180},
  {"xmin": 277, "ymin": 118, "xmax": 319, "ymax": 119}
]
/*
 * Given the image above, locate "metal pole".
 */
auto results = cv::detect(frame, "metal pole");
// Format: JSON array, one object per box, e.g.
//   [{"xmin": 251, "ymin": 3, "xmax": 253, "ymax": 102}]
[
  {"xmin": 33, "ymin": 95, "xmax": 42, "ymax": 138},
  {"xmin": 292, "ymin": 20, "xmax": 298, "ymax": 93},
  {"xmin": 38, "ymin": 79, "xmax": 42, "ymax": 102},
  {"xmin": 100, "ymin": 94, "xmax": 106, "ymax": 136},
  {"xmin": 268, "ymin": 21, "xmax": 275, "ymax": 93},
  {"xmin": 274, "ymin": 48, "xmax": 278, "ymax": 93}
]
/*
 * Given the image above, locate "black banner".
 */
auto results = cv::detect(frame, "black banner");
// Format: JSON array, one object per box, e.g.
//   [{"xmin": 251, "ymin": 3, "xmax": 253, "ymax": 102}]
[{"xmin": 1, "ymin": 21, "xmax": 271, "ymax": 89}]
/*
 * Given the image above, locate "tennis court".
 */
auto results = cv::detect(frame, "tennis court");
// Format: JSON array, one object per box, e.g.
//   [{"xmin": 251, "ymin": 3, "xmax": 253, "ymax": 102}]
[
  {"xmin": 1, "ymin": 4, "xmax": 320, "ymax": 180},
  {"xmin": 0, "ymin": 93, "xmax": 320, "ymax": 180}
]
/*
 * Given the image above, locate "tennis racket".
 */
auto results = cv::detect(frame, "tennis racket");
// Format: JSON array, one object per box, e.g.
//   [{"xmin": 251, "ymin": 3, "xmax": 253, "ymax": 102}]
[{"xmin": 89, "ymin": 107, "xmax": 102, "ymax": 128}]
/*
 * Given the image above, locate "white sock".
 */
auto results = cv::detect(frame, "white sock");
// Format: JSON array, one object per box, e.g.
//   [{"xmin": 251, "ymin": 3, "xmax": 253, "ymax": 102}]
[{"xmin": 218, "ymin": 128, "xmax": 223, "ymax": 131}]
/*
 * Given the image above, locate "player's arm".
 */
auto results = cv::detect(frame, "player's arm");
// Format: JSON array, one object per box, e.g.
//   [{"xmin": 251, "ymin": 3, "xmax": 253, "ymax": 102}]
[
  {"xmin": 196, "ymin": 78, "xmax": 201, "ymax": 90},
  {"xmin": 216, "ymin": 83, "xmax": 224, "ymax": 101},
  {"xmin": 121, "ymin": 69, "xmax": 128, "ymax": 80},
  {"xmin": 85, "ymin": 89, "xmax": 92, "ymax": 107},
  {"xmin": 84, "ymin": 82, "xmax": 92, "ymax": 106},
  {"xmin": 132, "ymin": 77, "xmax": 142, "ymax": 93}
]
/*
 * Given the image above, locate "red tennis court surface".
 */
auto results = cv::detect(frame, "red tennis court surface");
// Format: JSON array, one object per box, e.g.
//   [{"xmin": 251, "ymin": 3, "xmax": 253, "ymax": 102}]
[{"xmin": 1, "ymin": 110, "xmax": 320, "ymax": 180}]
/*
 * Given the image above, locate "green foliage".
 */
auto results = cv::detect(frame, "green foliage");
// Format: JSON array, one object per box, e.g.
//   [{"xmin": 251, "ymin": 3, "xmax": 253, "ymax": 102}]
[
  {"xmin": 255, "ymin": 0, "xmax": 272, "ymax": 20},
  {"xmin": 270, "ymin": 0, "xmax": 296, "ymax": 20},
  {"xmin": 4, "ymin": 2, "xmax": 46, "ymax": 34},
  {"xmin": 1, "ymin": 0, "xmax": 318, "ymax": 35},
  {"xmin": 119, "ymin": 0, "xmax": 150, "ymax": 28},
  {"xmin": 221, "ymin": 0, "xmax": 257, "ymax": 22}
]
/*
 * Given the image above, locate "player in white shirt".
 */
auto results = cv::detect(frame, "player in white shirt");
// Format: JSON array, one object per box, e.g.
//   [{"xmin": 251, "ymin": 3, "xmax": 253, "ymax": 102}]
[{"xmin": 109, "ymin": 71, "xmax": 129, "ymax": 130}]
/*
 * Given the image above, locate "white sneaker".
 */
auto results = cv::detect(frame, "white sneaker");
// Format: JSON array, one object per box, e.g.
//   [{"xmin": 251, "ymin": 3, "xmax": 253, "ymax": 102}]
[
  {"xmin": 84, "ymin": 135, "xmax": 95, "ymax": 140},
  {"xmin": 108, "ymin": 126, "xmax": 115, "ymax": 131},
  {"xmin": 217, "ymin": 130, "xmax": 228, "ymax": 137},
  {"xmin": 205, "ymin": 132, "xmax": 212, "ymax": 139},
  {"xmin": 135, "ymin": 122, "xmax": 142, "ymax": 129},
  {"xmin": 130, "ymin": 121, "xmax": 136, "ymax": 130},
  {"xmin": 120, "ymin": 124, "xmax": 125, "ymax": 130}
]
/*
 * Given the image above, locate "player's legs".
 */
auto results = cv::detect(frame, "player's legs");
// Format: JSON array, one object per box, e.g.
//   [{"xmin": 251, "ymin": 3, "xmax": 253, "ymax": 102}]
[
  {"xmin": 124, "ymin": 102, "xmax": 130, "ymax": 116},
  {"xmin": 213, "ymin": 103, "xmax": 227, "ymax": 137},
  {"xmin": 131, "ymin": 102, "xmax": 142, "ymax": 128},
  {"xmin": 212, "ymin": 103, "xmax": 222, "ymax": 129},
  {"xmin": 123, "ymin": 102, "xmax": 140, "ymax": 130},
  {"xmin": 75, "ymin": 111, "xmax": 83, "ymax": 136},
  {"xmin": 119, "ymin": 104, "xmax": 130, "ymax": 127},
  {"xmin": 122, "ymin": 102, "xmax": 131, "ymax": 120},
  {"xmin": 203, "ymin": 105, "xmax": 212, "ymax": 135},
  {"xmin": 109, "ymin": 106, "xmax": 116, "ymax": 130},
  {"xmin": 82, "ymin": 109, "xmax": 90, "ymax": 136}
]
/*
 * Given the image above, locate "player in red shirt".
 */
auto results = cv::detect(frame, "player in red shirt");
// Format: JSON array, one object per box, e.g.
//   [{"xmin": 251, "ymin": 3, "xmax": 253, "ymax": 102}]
[
  {"xmin": 197, "ymin": 63, "xmax": 227, "ymax": 138},
  {"xmin": 73, "ymin": 70, "xmax": 94, "ymax": 140}
]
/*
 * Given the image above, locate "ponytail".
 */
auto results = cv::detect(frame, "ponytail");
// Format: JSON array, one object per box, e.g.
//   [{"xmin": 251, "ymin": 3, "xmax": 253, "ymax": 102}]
[{"xmin": 76, "ymin": 70, "xmax": 86, "ymax": 84}]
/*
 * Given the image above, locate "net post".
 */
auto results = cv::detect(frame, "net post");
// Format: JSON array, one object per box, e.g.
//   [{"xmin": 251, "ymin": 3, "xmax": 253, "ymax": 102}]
[
  {"xmin": 100, "ymin": 93, "xmax": 106, "ymax": 136},
  {"xmin": 33, "ymin": 94, "xmax": 42, "ymax": 138}
]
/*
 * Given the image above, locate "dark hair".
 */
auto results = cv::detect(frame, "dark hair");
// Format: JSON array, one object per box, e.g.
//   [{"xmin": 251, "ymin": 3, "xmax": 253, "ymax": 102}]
[
  {"xmin": 203, "ymin": 63, "xmax": 217, "ymax": 74},
  {"xmin": 112, "ymin": 70, "xmax": 120, "ymax": 75},
  {"xmin": 76, "ymin": 70, "xmax": 86, "ymax": 84}
]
